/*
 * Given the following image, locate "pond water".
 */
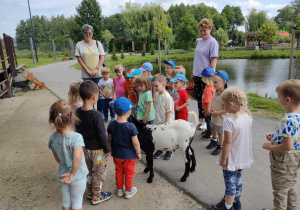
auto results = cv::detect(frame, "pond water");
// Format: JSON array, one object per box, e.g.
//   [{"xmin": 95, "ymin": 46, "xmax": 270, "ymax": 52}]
[{"xmin": 130, "ymin": 58, "xmax": 300, "ymax": 98}]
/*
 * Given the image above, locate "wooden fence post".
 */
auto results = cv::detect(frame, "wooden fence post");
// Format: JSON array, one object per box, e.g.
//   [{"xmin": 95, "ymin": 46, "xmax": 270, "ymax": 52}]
[
  {"xmin": 289, "ymin": 24, "xmax": 296, "ymax": 79},
  {"xmin": 52, "ymin": 40, "xmax": 56, "ymax": 61},
  {"xmin": 29, "ymin": 38, "xmax": 35, "ymax": 64}
]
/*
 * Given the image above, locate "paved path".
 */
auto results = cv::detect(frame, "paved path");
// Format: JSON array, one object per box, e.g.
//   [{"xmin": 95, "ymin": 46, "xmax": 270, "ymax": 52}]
[{"xmin": 30, "ymin": 60, "xmax": 300, "ymax": 209}]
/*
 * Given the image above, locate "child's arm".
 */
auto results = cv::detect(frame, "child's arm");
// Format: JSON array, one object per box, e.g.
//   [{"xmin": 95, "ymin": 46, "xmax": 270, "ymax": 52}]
[
  {"xmin": 132, "ymin": 135, "xmax": 141, "ymax": 160},
  {"xmin": 205, "ymin": 102, "xmax": 211, "ymax": 116},
  {"xmin": 219, "ymin": 131, "xmax": 232, "ymax": 167},
  {"xmin": 125, "ymin": 90, "xmax": 129, "ymax": 98},
  {"xmin": 262, "ymin": 137, "xmax": 294, "ymax": 152},
  {"xmin": 99, "ymin": 86, "xmax": 105, "ymax": 98},
  {"xmin": 142, "ymin": 101, "xmax": 151, "ymax": 124},
  {"xmin": 51, "ymin": 149, "xmax": 60, "ymax": 164},
  {"xmin": 175, "ymin": 98, "xmax": 190, "ymax": 112},
  {"xmin": 112, "ymin": 80, "xmax": 116, "ymax": 101},
  {"xmin": 165, "ymin": 111, "xmax": 171, "ymax": 123},
  {"xmin": 108, "ymin": 133, "xmax": 112, "ymax": 154},
  {"xmin": 210, "ymin": 109, "xmax": 226, "ymax": 117},
  {"xmin": 60, "ymin": 146, "xmax": 83, "ymax": 184}
]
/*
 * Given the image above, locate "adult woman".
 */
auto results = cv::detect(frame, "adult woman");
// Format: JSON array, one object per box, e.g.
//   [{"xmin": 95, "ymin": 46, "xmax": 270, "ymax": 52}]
[
  {"xmin": 75, "ymin": 24, "xmax": 105, "ymax": 112},
  {"xmin": 192, "ymin": 19, "xmax": 219, "ymax": 131}
]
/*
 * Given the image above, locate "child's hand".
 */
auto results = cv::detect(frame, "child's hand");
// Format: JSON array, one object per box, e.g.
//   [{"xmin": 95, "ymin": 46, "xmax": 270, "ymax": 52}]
[
  {"xmin": 175, "ymin": 107, "xmax": 181, "ymax": 112},
  {"xmin": 210, "ymin": 109, "xmax": 219, "ymax": 117},
  {"xmin": 204, "ymin": 109, "xmax": 210, "ymax": 116},
  {"xmin": 262, "ymin": 141, "xmax": 271, "ymax": 150},
  {"xmin": 60, "ymin": 173, "xmax": 74, "ymax": 184},
  {"xmin": 266, "ymin": 133, "xmax": 272, "ymax": 141},
  {"xmin": 112, "ymin": 96, "xmax": 115, "ymax": 101},
  {"xmin": 104, "ymin": 152, "xmax": 111, "ymax": 157},
  {"xmin": 219, "ymin": 159, "xmax": 227, "ymax": 167},
  {"xmin": 142, "ymin": 116, "xmax": 148, "ymax": 124},
  {"xmin": 136, "ymin": 153, "xmax": 141, "ymax": 160}
]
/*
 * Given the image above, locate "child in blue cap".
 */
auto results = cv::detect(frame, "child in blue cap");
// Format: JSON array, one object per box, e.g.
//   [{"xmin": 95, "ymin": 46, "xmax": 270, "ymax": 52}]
[
  {"xmin": 207, "ymin": 70, "xmax": 229, "ymax": 155},
  {"xmin": 107, "ymin": 97, "xmax": 141, "ymax": 199}
]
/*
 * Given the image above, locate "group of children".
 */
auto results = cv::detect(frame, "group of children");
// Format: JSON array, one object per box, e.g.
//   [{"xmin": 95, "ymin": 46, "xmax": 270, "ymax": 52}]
[{"xmin": 48, "ymin": 59, "xmax": 300, "ymax": 210}]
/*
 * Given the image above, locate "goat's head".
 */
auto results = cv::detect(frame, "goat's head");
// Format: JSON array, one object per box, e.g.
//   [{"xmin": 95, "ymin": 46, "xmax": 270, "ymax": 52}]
[{"xmin": 128, "ymin": 114, "xmax": 146, "ymax": 131}]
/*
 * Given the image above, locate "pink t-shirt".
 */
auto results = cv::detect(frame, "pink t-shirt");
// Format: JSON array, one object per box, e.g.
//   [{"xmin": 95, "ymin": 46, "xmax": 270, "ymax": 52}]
[{"xmin": 113, "ymin": 77, "xmax": 126, "ymax": 98}]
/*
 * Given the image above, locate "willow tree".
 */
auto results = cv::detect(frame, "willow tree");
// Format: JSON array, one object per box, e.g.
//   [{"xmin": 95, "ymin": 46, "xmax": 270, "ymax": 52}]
[{"xmin": 121, "ymin": 2, "xmax": 173, "ymax": 51}]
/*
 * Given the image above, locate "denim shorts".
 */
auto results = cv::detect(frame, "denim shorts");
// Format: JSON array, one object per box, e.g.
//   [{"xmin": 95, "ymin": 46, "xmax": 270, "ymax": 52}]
[
  {"xmin": 223, "ymin": 169, "xmax": 243, "ymax": 198},
  {"xmin": 211, "ymin": 123, "xmax": 224, "ymax": 133}
]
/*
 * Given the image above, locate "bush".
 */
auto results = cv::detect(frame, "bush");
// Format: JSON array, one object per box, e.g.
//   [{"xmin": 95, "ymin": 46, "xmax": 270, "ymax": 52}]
[
  {"xmin": 120, "ymin": 45, "xmax": 125, "ymax": 59},
  {"xmin": 111, "ymin": 44, "xmax": 118, "ymax": 61},
  {"xmin": 142, "ymin": 50, "xmax": 146, "ymax": 56}
]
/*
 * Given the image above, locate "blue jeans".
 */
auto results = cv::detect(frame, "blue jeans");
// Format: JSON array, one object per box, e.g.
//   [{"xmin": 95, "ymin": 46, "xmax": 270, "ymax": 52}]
[
  {"xmin": 139, "ymin": 120, "xmax": 153, "ymax": 125},
  {"xmin": 223, "ymin": 169, "xmax": 243, "ymax": 202},
  {"xmin": 83, "ymin": 77, "xmax": 102, "ymax": 112},
  {"xmin": 102, "ymin": 99, "xmax": 115, "ymax": 119},
  {"xmin": 205, "ymin": 115, "xmax": 211, "ymax": 136}
]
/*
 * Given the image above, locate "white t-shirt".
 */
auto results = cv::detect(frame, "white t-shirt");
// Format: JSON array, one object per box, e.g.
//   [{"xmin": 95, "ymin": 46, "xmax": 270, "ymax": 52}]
[
  {"xmin": 154, "ymin": 92, "xmax": 175, "ymax": 125},
  {"xmin": 217, "ymin": 113, "xmax": 254, "ymax": 171},
  {"xmin": 98, "ymin": 78, "xmax": 114, "ymax": 99}
]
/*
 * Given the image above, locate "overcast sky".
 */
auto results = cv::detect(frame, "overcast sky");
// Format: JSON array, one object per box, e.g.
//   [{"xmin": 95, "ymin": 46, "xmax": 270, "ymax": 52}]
[{"xmin": 0, "ymin": 0, "xmax": 291, "ymax": 38}]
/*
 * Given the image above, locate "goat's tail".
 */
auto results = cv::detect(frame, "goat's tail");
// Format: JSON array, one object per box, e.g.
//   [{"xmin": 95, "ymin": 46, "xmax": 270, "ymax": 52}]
[{"xmin": 188, "ymin": 111, "xmax": 198, "ymax": 127}]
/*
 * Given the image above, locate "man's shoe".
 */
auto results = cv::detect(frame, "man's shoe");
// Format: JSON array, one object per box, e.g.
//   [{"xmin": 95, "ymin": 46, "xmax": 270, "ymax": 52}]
[
  {"xmin": 91, "ymin": 192, "xmax": 112, "ymax": 205},
  {"xmin": 164, "ymin": 151, "xmax": 173, "ymax": 160},
  {"xmin": 206, "ymin": 140, "xmax": 218, "ymax": 149},
  {"xmin": 153, "ymin": 150, "xmax": 163, "ymax": 159},
  {"xmin": 125, "ymin": 187, "xmax": 137, "ymax": 199},
  {"xmin": 212, "ymin": 145, "xmax": 222, "ymax": 155}
]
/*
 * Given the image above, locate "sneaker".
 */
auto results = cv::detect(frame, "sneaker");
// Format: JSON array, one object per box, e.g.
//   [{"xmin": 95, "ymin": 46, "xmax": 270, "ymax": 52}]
[
  {"xmin": 164, "ymin": 151, "xmax": 173, "ymax": 160},
  {"xmin": 206, "ymin": 140, "xmax": 218, "ymax": 149},
  {"xmin": 212, "ymin": 145, "xmax": 222, "ymax": 155},
  {"xmin": 199, "ymin": 122, "xmax": 207, "ymax": 130},
  {"xmin": 86, "ymin": 190, "xmax": 92, "ymax": 200},
  {"xmin": 125, "ymin": 187, "xmax": 137, "ymax": 199},
  {"xmin": 212, "ymin": 200, "xmax": 234, "ymax": 210},
  {"xmin": 103, "ymin": 118, "xmax": 108, "ymax": 123},
  {"xmin": 153, "ymin": 150, "xmax": 163, "ymax": 159},
  {"xmin": 202, "ymin": 133, "xmax": 212, "ymax": 140},
  {"xmin": 91, "ymin": 192, "xmax": 112, "ymax": 205},
  {"xmin": 221, "ymin": 197, "xmax": 241, "ymax": 210},
  {"xmin": 117, "ymin": 188, "xmax": 124, "ymax": 197}
]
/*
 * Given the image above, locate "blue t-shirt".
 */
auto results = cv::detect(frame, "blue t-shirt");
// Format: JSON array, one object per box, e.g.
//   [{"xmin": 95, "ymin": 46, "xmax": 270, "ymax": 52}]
[
  {"xmin": 107, "ymin": 121, "xmax": 139, "ymax": 159},
  {"xmin": 48, "ymin": 131, "xmax": 88, "ymax": 182}
]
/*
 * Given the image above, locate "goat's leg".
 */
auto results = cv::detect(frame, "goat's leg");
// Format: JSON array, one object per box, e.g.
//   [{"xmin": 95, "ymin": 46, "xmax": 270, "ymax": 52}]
[
  {"xmin": 145, "ymin": 152, "xmax": 154, "ymax": 183},
  {"xmin": 181, "ymin": 147, "xmax": 191, "ymax": 182},
  {"xmin": 189, "ymin": 146, "xmax": 196, "ymax": 173},
  {"xmin": 143, "ymin": 152, "xmax": 150, "ymax": 173}
]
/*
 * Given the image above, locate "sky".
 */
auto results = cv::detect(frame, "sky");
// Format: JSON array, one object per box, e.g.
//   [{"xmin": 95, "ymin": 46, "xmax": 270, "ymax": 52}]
[{"xmin": 0, "ymin": 0, "xmax": 292, "ymax": 38}]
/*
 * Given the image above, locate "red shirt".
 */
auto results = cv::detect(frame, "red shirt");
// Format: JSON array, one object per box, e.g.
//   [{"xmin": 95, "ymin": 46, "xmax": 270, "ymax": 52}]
[
  {"xmin": 124, "ymin": 81, "xmax": 137, "ymax": 102},
  {"xmin": 174, "ymin": 89, "xmax": 189, "ymax": 112},
  {"xmin": 202, "ymin": 86, "xmax": 215, "ymax": 110}
]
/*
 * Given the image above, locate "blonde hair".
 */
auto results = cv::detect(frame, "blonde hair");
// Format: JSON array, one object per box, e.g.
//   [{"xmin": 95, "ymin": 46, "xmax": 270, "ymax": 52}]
[
  {"xmin": 221, "ymin": 87, "xmax": 252, "ymax": 120},
  {"xmin": 202, "ymin": 76, "xmax": 213, "ymax": 86},
  {"xmin": 276, "ymin": 79, "xmax": 300, "ymax": 104},
  {"xmin": 134, "ymin": 74, "xmax": 152, "ymax": 91},
  {"xmin": 101, "ymin": 67, "xmax": 110, "ymax": 73},
  {"xmin": 49, "ymin": 100, "xmax": 78, "ymax": 135},
  {"xmin": 198, "ymin": 18, "xmax": 213, "ymax": 29},
  {"xmin": 114, "ymin": 64, "xmax": 125, "ymax": 73},
  {"xmin": 174, "ymin": 65, "xmax": 186, "ymax": 76},
  {"xmin": 68, "ymin": 81, "xmax": 82, "ymax": 107},
  {"xmin": 152, "ymin": 73, "xmax": 167, "ymax": 84}
]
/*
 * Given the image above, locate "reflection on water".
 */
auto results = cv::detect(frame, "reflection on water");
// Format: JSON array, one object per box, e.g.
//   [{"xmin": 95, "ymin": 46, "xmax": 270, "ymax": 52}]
[{"xmin": 130, "ymin": 58, "xmax": 300, "ymax": 98}]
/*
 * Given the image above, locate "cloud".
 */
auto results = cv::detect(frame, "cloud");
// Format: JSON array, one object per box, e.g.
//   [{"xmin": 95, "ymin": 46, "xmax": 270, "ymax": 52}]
[{"xmin": 265, "ymin": 4, "xmax": 287, "ymax": 10}]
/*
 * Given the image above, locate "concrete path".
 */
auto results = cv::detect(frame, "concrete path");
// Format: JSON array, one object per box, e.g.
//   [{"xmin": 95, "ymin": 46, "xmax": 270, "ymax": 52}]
[{"xmin": 30, "ymin": 60, "xmax": 300, "ymax": 209}]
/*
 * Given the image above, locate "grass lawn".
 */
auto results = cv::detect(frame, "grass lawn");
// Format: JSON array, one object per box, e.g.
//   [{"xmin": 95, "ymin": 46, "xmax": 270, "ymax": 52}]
[{"xmin": 17, "ymin": 57, "xmax": 63, "ymax": 69}]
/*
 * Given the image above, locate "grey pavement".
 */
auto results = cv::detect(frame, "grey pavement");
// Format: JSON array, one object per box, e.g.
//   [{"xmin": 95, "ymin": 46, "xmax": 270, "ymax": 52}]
[{"xmin": 30, "ymin": 60, "xmax": 300, "ymax": 210}]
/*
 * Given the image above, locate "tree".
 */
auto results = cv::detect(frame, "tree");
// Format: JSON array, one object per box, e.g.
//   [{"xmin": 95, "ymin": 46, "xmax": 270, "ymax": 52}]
[
  {"xmin": 176, "ymin": 13, "xmax": 198, "ymax": 50},
  {"xmin": 275, "ymin": 5, "xmax": 294, "ymax": 29},
  {"xmin": 212, "ymin": 13, "xmax": 228, "ymax": 32},
  {"xmin": 102, "ymin": 30, "xmax": 115, "ymax": 44},
  {"xmin": 245, "ymin": 8, "xmax": 268, "ymax": 32},
  {"xmin": 257, "ymin": 24, "xmax": 276, "ymax": 44},
  {"xmin": 232, "ymin": 6, "xmax": 244, "ymax": 28},
  {"xmin": 188, "ymin": 3, "xmax": 213, "ymax": 23},
  {"xmin": 167, "ymin": 3, "xmax": 188, "ymax": 34},
  {"xmin": 221, "ymin": 5, "xmax": 235, "ymax": 30},
  {"xmin": 103, "ymin": 14, "xmax": 126, "ymax": 38},
  {"xmin": 212, "ymin": 28, "xmax": 228, "ymax": 47},
  {"xmin": 74, "ymin": 0, "xmax": 104, "ymax": 42},
  {"xmin": 292, "ymin": 0, "xmax": 300, "ymax": 18}
]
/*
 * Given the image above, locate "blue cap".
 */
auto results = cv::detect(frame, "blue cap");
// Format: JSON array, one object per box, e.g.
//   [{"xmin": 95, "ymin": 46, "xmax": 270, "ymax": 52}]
[
  {"xmin": 199, "ymin": 67, "xmax": 214, "ymax": 77},
  {"xmin": 113, "ymin": 97, "xmax": 133, "ymax": 114},
  {"xmin": 214, "ymin": 70, "xmax": 229, "ymax": 82},
  {"xmin": 163, "ymin": 60, "xmax": 175, "ymax": 68},
  {"xmin": 127, "ymin": 69, "xmax": 141, "ymax": 78},
  {"xmin": 170, "ymin": 72, "xmax": 187, "ymax": 83},
  {"xmin": 139, "ymin": 62, "xmax": 153, "ymax": 72}
]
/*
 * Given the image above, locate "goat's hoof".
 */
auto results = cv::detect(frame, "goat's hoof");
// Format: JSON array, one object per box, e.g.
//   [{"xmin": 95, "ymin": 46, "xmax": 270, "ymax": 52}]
[
  {"xmin": 147, "ymin": 177, "xmax": 153, "ymax": 183},
  {"xmin": 190, "ymin": 168, "xmax": 195, "ymax": 173},
  {"xmin": 180, "ymin": 177, "xmax": 187, "ymax": 182},
  {"xmin": 144, "ymin": 167, "xmax": 150, "ymax": 173}
]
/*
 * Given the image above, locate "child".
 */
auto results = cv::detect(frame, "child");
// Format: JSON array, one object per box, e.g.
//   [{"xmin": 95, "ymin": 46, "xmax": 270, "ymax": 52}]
[
  {"xmin": 163, "ymin": 60, "xmax": 175, "ymax": 95},
  {"xmin": 262, "ymin": 79, "xmax": 300, "ymax": 210},
  {"xmin": 75, "ymin": 81, "xmax": 112, "ymax": 205},
  {"xmin": 206, "ymin": 71, "xmax": 229, "ymax": 155},
  {"xmin": 212, "ymin": 87, "xmax": 253, "ymax": 210},
  {"xmin": 199, "ymin": 67, "xmax": 216, "ymax": 139},
  {"xmin": 125, "ymin": 69, "xmax": 141, "ymax": 118},
  {"xmin": 152, "ymin": 74, "xmax": 175, "ymax": 160},
  {"xmin": 107, "ymin": 97, "xmax": 141, "ymax": 199},
  {"xmin": 68, "ymin": 81, "xmax": 83, "ymax": 112},
  {"xmin": 139, "ymin": 62, "xmax": 153, "ymax": 82},
  {"xmin": 170, "ymin": 73, "xmax": 190, "ymax": 121},
  {"xmin": 98, "ymin": 67, "xmax": 115, "ymax": 123},
  {"xmin": 112, "ymin": 64, "xmax": 126, "ymax": 101},
  {"xmin": 134, "ymin": 74, "xmax": 155, "ymax": 125},
  {"xmin": 48, "ymin": 100, "xmax": 88, "ymax": 210}
]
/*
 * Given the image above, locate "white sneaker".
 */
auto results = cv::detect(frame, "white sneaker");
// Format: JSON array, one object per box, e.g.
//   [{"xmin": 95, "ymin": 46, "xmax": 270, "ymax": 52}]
[
  {"xmin": 125, "ymin": 187, "xmax": 137, "ymax": 199},
  {"xmin": 199, "ymin": 122, "xmax": 207, "ymax": 130},
  {"xmin": 117, "ymin": 189, "xmax": 124, "ymax": 197}
]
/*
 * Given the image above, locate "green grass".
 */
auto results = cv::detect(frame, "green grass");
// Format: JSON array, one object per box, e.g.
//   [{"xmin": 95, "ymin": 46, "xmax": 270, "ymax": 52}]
[
  {"xmin": 247, "ymin": 93, "xmax": 284, "ymax": 119},
  {"xmin": 17, "ymin": 57, "xmax": 63, "ymax": 69}
]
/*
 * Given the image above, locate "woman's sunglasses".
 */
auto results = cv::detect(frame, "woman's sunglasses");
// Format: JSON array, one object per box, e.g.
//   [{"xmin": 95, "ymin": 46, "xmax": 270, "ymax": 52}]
[{"xmin": 84, "ymin": 31, "xmax": 93, "ymax": 36}]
